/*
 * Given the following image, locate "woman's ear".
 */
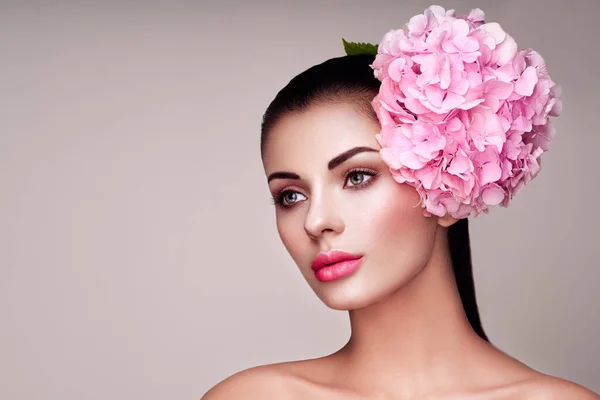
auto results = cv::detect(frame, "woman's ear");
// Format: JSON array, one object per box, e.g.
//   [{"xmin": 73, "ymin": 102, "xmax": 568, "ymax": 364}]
[{"xmin": 438, "ymin": 214, "xmax": 460, "ymax": 228}]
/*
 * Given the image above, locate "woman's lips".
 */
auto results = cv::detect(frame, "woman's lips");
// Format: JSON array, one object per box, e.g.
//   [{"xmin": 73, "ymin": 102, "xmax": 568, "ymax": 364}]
[{"xmin": 311, "ymin": 250, "xmax": 363, "ymax": 282}]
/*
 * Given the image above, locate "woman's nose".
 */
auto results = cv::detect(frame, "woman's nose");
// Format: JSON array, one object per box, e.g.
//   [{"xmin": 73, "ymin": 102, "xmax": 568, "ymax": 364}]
[{"xmin": 303, "ymin": 191, "xmax": 345, "ymax": 240}]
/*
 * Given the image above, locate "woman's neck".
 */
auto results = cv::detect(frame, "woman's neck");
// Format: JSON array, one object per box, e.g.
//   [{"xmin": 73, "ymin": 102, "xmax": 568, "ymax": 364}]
[{"xmin": 335, "ymin": 227, "xmax": 493, "ymax": 396}]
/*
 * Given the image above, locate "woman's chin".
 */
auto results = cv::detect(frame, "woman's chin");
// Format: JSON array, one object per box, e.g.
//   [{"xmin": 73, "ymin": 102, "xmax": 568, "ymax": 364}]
[
  {"xmin": 312, "ymin": 285, "xmax": 386, "ymax": 311},
  {"xmin": 321, "ymin": 297, "xmax": 368, "ymax": 311},
  {"xmin": 306, "ymin": 266, "xmax": 419, "ymax": 312}
]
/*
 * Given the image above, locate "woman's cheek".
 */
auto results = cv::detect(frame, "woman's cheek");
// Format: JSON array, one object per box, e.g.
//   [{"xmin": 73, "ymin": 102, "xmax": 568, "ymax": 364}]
[
  {"xmin": 363, "ymin": 182, "xmax": 421, "ymax": 236},
  {"xmin": 360, "ymin": 182, "xmax": 438, "ymax": 269},
  {"xmin": 276, "ymin": 210, "xmax": 308, "ymax": 265}
]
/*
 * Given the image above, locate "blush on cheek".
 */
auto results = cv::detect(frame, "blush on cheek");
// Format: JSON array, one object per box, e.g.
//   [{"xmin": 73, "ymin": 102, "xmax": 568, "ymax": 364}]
[
  {"xmin": 357, "ymin": 181, "xmax": 438, "ymax": 295},
  {"xmin": 368, "ymin": 181, "xmax": 429, "ymax": 237}
]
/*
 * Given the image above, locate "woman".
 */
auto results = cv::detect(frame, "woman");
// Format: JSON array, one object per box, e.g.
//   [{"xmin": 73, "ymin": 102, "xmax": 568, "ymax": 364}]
[{"xmin": 203, "ymin": 6, "xmax": 599, "ymax": 399}]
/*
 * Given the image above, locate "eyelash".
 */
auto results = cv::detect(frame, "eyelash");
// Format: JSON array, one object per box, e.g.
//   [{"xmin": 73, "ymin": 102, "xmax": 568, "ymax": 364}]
[{"xmin": 270, "ymin": 168, "xmax": 379, "ymax": 209}]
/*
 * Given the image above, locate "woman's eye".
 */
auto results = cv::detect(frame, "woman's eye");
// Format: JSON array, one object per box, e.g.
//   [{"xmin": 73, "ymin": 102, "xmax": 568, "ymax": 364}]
[
  {"xmin": 345, "ymin": 171, "xmax": 373, "ymax": 187},
  {"xmin": 279, "ymin": 190, "xmax": 306, "ymax": 206}
]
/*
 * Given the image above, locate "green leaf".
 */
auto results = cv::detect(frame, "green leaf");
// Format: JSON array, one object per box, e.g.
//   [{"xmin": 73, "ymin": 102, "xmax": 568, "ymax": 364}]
[{"xmin": 342, "ymin": 38, "xmax": 378, "ymax": 56}]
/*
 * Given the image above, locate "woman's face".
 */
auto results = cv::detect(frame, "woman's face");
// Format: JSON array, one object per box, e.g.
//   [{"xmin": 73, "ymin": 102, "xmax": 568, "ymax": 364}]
[{"xmin": 262, "ymin": 102, "xmax": 446, "ymax": 310}]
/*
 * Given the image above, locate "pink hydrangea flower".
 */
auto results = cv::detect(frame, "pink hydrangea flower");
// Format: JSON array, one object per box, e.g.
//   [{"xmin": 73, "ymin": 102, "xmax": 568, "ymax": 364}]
[{"xmin": 371, "ymin": 5, "xmax": 562, "ymax": 218}]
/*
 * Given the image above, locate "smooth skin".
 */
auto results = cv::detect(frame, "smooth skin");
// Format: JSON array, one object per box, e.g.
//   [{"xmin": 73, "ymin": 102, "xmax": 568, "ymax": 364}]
[{"xmin": 203, "ymin": 102, "xmax": 599, "ymax": 399}]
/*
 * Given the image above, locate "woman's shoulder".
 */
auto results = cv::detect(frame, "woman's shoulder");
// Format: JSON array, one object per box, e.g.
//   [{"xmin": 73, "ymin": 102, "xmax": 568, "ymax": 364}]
[
  {"xmin": 201, "ymin": 365, "xmax": 294, "ymax": 400},
  {"xmin": 513, "ymin": 373, "xmax": 599, "ymax": 400},
  {"xmin": 201, "ymin": 360, "xmax": 327, "ymax": 400}
]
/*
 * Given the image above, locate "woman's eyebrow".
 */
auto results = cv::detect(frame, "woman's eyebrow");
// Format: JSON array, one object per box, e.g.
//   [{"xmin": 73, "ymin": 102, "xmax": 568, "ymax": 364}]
[
  {"xmin": 267, "ymin": 171, "xmax": 300, "ymax": 183},
  {"xmin": 328, "ymin": 146, "xmax": 379, "ymax": 170},
  {"xmin": 267, "ymin": 146, "xmax": 378, "ymax": 183}
]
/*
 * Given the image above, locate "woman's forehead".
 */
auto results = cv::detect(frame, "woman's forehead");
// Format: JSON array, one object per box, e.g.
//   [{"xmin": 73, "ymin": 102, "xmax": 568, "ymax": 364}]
[{"xmin": 262, "ymin": 103, "xmax": 381, "ymax": 172}]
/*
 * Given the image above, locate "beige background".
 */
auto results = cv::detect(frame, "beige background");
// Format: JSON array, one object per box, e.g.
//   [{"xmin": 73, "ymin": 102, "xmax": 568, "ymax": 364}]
[{"xmin": 0, "ymin": 0, "xmax": 598, "ymax": 398}]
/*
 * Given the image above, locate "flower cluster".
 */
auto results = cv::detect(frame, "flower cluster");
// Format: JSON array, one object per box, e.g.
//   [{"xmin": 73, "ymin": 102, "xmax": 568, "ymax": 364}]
[{"xmin": 371, "ymin": 5, "xmax": 562, "ymax": 218}]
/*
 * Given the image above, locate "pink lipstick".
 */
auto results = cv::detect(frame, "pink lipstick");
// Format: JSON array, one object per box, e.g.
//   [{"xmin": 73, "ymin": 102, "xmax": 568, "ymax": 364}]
[{"xmin": 311, "ymin": 250, "xmax": 363, "ymax": 282}]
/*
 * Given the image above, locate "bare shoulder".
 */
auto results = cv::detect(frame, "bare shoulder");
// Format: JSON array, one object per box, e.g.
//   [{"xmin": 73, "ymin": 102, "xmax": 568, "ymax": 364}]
[
  {"xmin": 200, "ymin": 364, "xmax": 300, "ymax": 400},
  {"xmin": 523, "ymin": 374, "xmax": 600, "ymax": 399}
]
